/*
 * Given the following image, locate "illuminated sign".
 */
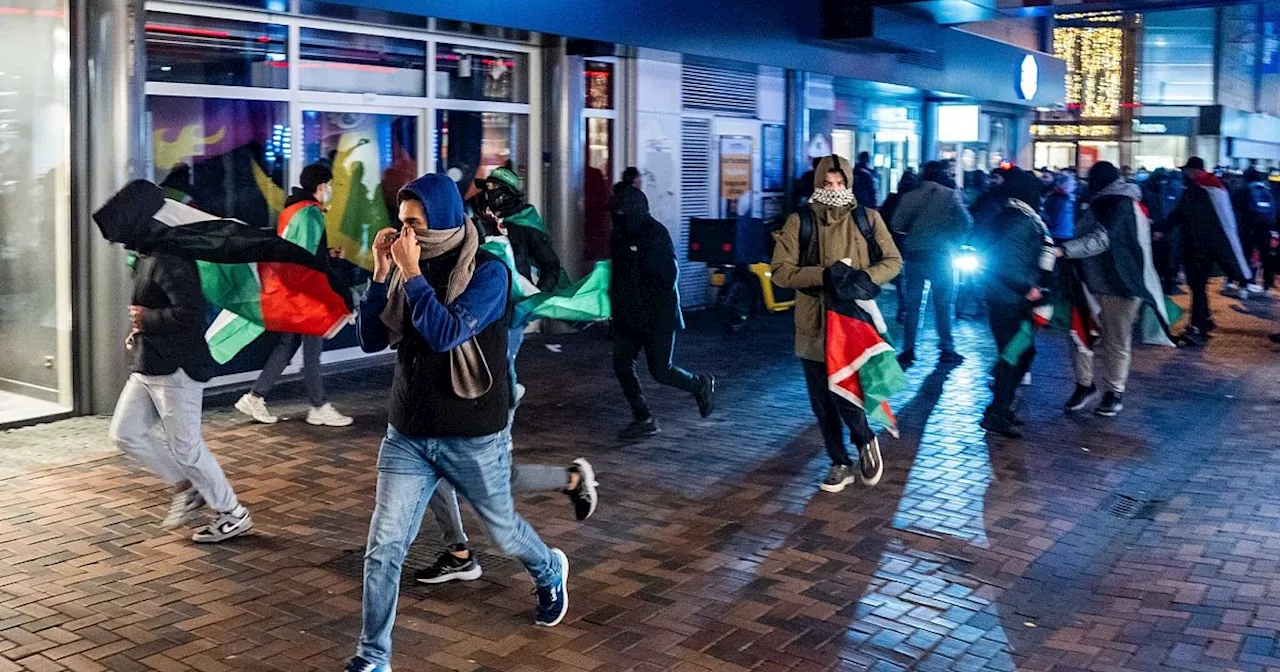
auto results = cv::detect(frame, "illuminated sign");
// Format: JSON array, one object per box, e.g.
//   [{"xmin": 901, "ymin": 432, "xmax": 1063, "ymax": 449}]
[
  {"xmin": 1136, "ymin": 122, "xmax": 1168, "ymax": 134},
  {"xmin": 937, "ymin": 105, "xmax": 981, "ymax": 143},
  {"xmin": 1018, "ymin": 55, "xmax": 1039, "ymax": 100}
]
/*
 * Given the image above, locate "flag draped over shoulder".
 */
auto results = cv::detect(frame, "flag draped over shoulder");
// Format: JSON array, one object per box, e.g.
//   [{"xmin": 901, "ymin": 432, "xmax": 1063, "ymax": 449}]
[
  {"xmin": 93, "ymin": 180, "xmax": 353, "ymax": 364},
  {"xmin": 1195, "ymin": 171, "xmax": 1252, "ymax": 282},
  {"xmin": 825, "ymin": 300, "xmax": 907, "ymax": 438}
]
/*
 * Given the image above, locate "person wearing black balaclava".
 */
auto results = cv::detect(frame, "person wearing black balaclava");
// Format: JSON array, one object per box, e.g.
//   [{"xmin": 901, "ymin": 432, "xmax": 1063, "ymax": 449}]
[
  {"xmin": 975, "ymin": 167, "xmax": 1054, "ymax": 439},
  {"xmin": 608, "ymin": 183, "xmax": 715, "ymax": 441}
]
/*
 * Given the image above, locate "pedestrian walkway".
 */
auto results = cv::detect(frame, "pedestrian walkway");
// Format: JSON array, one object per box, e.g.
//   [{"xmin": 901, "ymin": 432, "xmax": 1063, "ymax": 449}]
[{"xmin": 1, "ymin": 289, "xmax": 1278, "ymax": 672}]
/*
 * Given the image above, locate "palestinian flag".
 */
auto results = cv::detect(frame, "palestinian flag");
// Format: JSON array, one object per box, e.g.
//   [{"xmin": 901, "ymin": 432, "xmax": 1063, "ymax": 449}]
[
  {"xmin": 825, "ymin": 299, "xmax": 907, "ymax": 437},
  {"xmin": 94, "ymin": 180, "xmax": 353, "ymax": 363},
  {"xmin": 1193, "ymin": 171, "xmax": 1252, "ymax": 281},
  {"xmin": 512, "ymin": 260, "xmax": 612, "ymax": 327}
]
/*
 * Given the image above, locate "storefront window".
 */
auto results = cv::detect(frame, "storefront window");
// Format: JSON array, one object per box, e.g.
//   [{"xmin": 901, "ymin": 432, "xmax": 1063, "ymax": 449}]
[
  {"xmin": 1140, "ymin": 9, "xmax": 1215, "ymax": 105},
  {"xmin": 148, "ymin": 96, "xmax": 288, "ymax": 229},
  {"xmin": 299, "ymin": 28, "xmax": 426, "ymax": 97},
  {"xmin": 583, "ymin": 117, "xmax": 613, "ymax": 262},
  {"xmin": 585, "ymin": 60, "xmax": 614, "ymax": 110},
  {"xmin": 1078, "ymin": 141, "xmax": 1120, "ymax": 173},
  {"xmin": 301, "ymin": 110, "xmax": 417, "ymax": 284},
  {"xmin": 1034, "ymin": 142, "xmax": 1077, "ymax": 173},
  {"xmin": 434, "ymin": 43, "xmax": 528, "ymax": 102},
  {"xmin": 436, "ymin": 110, "xmax": 528, "ymax": 194},
  {"xmin": 1135, "ymin": 135, "xmax": 1188, "ymax": 170},
  {"xmin": 145, "ymin": 12, "xmax": 288, "ymax": 88},
  {"xmin": 0, "ymin": 0, "xmax": 73, "ymax": 424}
]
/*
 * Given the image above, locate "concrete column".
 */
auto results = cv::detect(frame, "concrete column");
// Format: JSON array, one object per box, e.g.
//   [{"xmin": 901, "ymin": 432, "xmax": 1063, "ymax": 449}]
[
  {"xmin": 74, "ymin": 0, "xmax": 144, "ymax": 413},
  {"xmin": 542, "ymin": 39, "xmax": 586, "ymax": 279}
]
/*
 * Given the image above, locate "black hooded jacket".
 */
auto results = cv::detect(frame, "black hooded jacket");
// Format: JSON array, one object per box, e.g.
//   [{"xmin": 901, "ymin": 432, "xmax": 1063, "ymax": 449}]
[{"xmin": 608, "ymin": 184, "xmax": 682, "ymax": 333}]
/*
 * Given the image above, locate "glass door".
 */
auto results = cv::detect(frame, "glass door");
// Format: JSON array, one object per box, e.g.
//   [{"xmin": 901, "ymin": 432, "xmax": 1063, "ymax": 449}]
[{"xmin": 0, "ymin": 0, "xmax": 73, "ymax": 424}]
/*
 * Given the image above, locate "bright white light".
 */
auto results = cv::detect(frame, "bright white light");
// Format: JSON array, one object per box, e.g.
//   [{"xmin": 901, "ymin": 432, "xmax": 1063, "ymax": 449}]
[
  {"xmin": 952, "ymin": 252, "xmax": 980, "ymax": 273},
  {"xmin": 159, "ymin": 66, "xmax": 172, "ymax": 72}
]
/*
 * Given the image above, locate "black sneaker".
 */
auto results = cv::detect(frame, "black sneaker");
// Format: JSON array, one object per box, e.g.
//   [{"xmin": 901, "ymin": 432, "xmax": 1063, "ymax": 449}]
[
  {"xmin": 1064, "ymin": 384, "xmax": 1100, "ymax": 412},
  {"xmin": 819, "ymin": 464, "xmax": 856, "ymax": 493},
  {"xmin": 415, "ymin": 550, "xmax": 482, "ymax": 584},
  {"xmin": 938, "ymin": 350, "xmax": 965, "ymax": 365},
  {"xmin": 619, "ymin": 417, "xmax": 659, "ymax": 441},
  {"xmin": 694, "ymin": 374, "xmax": 716, "ymax": 418},
  {"xmin": 1005, "ymin": 410, "xmax": 1026, "ymax": 427},
  {"xmin": 565, "ymin": 458, "xmax": 598, "ymax": 521},
  {"xmin": 897, "ymin": 350, "xmax": 916, "ymax": 369},
  {"xmin": 1179, "ymin": 327, "xmax": 1209, "ymax": 348},
  {"xmin": 1095, "ymin": 391, "xmax": 1123, "ymax": 417},
  {"xmin": 981, "ymin": 410, "xmax": 1025, "ymax": 439},
  {"xmin": 1269, "ymin": 333, "xmax": 1280, "ymax": 344},
  {"xmin": 857, "ymin": 437, "xmax": 883, "ymax": 486}
]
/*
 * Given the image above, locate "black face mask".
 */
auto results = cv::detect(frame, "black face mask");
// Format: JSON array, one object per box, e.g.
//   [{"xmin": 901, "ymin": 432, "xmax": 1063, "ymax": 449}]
[{"xmin": 487, "ymin": 185, "xmax": 522, "ymax": 218}]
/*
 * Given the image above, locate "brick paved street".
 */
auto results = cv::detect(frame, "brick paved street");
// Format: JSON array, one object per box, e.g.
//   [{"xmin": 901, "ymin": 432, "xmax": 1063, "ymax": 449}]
[{"xmin": 1, "ymin": 287, "xmax": 1279, "ymax": 672}]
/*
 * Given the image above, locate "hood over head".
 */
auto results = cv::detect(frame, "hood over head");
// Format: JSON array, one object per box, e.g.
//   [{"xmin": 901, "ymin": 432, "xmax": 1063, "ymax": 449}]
[
  {"xmin": 609, "ymin": 184, "xmax": 652, "ymax": 235},
  {"xmin": 812, "ymin": 154, "xmax": 855, "ymax": 191},
  {"xmin": 398, "ymin": 173, "xmax": 465, "ymax": 231},
  {"xmin": 997, "ymin": 167, "xmax": 1044, "ymax": 210}
]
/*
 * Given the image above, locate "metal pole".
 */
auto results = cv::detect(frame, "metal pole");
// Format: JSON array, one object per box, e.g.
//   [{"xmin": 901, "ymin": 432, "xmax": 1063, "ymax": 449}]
[
  {"xmin": 75, "ymin": 0, "xmax": 142, "ymax": 414},
  {"xmin": 542, "ymin": 38, "xmax": 585, "ymax": 279}
]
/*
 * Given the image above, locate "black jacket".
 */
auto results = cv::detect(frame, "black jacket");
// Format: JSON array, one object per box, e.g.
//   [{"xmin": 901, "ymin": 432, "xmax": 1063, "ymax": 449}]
[
  {"xmin": 130, "ymin": 253, "xmax": 215, "ymax": 382},
  {"xmin": 609, "ymin": 185, "xmax": 682, "ymax": 333},
  {"xmin": 979, "ymin": 206, "xmax": 1045, "ymax": 306},
  {"xmin": 507, "ymin": 216, "xmax": 562, "ymax": 293}
]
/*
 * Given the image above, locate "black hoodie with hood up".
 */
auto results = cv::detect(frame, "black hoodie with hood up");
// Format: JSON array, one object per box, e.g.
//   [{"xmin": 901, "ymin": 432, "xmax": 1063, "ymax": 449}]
[{"xmin": 608, "ymin": 184, "xmax": 682, "ymax": 333}]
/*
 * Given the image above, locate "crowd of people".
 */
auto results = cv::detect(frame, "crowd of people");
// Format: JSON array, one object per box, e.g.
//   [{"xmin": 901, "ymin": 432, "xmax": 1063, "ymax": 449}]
[{"xmin": 97, "ymin": 147, "xmax": 1276, "ymax": 671}]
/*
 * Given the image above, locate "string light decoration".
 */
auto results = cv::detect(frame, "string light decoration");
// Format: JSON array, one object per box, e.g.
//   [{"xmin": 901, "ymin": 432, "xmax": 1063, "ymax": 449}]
[
  {"xmin": 1053, "ymin": 23, "xmax": 1125, "ymax": 119},
  {"xmin": 1031, "ymin": 124, "xmax": 1119, "ymax": 137}
]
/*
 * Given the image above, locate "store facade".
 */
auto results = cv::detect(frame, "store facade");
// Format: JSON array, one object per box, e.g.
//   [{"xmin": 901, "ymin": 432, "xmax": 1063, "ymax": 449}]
[{"xmin": 3, "ymin": 0, "xmax": 1062, "ymax": 427}]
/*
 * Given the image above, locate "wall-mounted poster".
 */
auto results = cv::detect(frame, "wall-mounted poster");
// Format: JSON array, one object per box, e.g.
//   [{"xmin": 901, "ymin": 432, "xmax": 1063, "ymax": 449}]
[
  {"xmin": 762, "ymin": 124, "xmax": 784, "ymax": 192},
  {"xmin": 719, "ymin": 135, "xmax": 753, "ymax": 200}
]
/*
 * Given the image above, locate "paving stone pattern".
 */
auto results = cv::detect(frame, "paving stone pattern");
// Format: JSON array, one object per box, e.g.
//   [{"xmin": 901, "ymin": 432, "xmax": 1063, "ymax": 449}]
[{"xmin": 0, "ymin": 288, "xmax": 1278, "ymax": 671}]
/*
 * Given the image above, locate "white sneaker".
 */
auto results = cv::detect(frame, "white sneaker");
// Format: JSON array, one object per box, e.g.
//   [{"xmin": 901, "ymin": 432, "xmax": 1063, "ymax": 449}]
[
  {"xmin": 1021, "ymin": 372, "xmax": 1032, "ymax": 386},
  {"xmin": 515, "ymin": 383, "xmax": 527, "ymax": 404},
  {"xmin": 192, "ymin": 505, "xmax": 253, "ymax": 543},
  {"xmin": 235, "ymin": 393, "xmax": 278, "ymax": 424},
  {"xmin": 307, "ymin": 403, "xmax": 353, "ymax": 427},
  {"xmin": 161, "ymin": 485, "xmax": 205, "ymax": 529},
  {"xmin": 1248, "ymin": 283, "xmax": 1265, "ymax": 295}
]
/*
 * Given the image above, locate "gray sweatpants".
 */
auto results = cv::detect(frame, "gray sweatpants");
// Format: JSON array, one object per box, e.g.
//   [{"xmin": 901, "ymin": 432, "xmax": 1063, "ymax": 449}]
[
  {"xmin": 428, "ymin": 463, "xmax": 569, "ymax": 547},
  {"xmin": 108, "ymin": 370, "xmax": 240, "ymax": 513},
  {"xmin": 1071, "ymin": 294, "xmax": 1142, "ymax": 394}
]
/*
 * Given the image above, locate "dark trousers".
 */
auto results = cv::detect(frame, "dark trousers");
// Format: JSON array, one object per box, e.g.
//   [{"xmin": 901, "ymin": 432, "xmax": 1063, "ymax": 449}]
[
  {"xmin": 1185, "ymin": 251, "xmax": 1215, "ymax": 332},
  {"xmin": 252, "ymin": 333, "xmax": 325, "ymax": 407},
  {"xmin": 1153, "ymin": 228, "xmax": 1181, "ymax": 294},
  {"xmin": 801, "ymin": 358, "xmax": 871, "ymax": 467},
  {"xmin": 613, "ymin": 324, "xmax": 698, "ymax": 421},
  {"xmin": 986, "ymin": 301, "xmax": 1035, "ymax": 417}
]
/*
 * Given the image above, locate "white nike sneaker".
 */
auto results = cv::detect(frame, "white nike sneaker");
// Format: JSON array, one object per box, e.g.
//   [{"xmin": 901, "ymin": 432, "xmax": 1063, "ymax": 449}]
[
  {"xmin": 160, "ymin": 484, "xmax": 205, "ymax": 529},
  {"xmin": 235, "ymin": 393, "xmax": 278, "ymax": 424},
  {"xmin": 307, "ymin": 403, "xmax": 353, "ymax": 427},
  {"xmin": 191, "ymin": 505, "xmax": 253, "ymax": 543}
]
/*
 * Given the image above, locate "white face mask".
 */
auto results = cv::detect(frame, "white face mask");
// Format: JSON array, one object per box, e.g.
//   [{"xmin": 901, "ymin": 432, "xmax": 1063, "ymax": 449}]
[{"xmin": 319, "ymin": 184, "xmax": 333, "ymax": 204}]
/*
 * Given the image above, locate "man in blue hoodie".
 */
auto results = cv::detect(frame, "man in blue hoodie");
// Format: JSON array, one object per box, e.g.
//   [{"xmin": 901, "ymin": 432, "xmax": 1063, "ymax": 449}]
[{"xmin": 346, "ymin": 173, "xmax": 568, "ymax": 672}]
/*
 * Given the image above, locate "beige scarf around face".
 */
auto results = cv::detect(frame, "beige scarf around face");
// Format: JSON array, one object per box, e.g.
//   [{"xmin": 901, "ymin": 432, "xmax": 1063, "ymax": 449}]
[{"xmin": 380, "ymin": 218, "xmax": 493, "ymax": 399}]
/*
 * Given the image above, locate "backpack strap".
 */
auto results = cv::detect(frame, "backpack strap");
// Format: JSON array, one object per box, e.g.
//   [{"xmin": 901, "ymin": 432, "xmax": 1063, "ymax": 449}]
[
  {"xmin": 798, "ymin": 205, "xmax": 818, "ymax": 267},
  {"xmin": 855, "ymin": 205, "xmax": 883, "ymax": 265}
]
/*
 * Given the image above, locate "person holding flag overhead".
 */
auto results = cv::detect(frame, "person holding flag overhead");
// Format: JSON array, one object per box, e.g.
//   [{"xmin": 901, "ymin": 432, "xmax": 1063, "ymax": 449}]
[
  {"xmin": 771, "ymin": 154, "xmax": 903, "ymax": 493},
  {"xmin": 974, "ymin": 167, "xmax": 1056, "ymax": 439},
  {"xmin": 93, "ymin": 179, "xmax": 355, "ymax": 542},
  {"xmin": 236, "ymin": 163, "xmax": 353, "ymax": 427}
]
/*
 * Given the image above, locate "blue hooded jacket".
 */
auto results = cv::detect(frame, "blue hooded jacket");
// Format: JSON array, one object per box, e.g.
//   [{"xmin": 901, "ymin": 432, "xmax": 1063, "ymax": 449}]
[{"xmin": 356, "ymin": 173, "xmax": 509, "ymax": 353}]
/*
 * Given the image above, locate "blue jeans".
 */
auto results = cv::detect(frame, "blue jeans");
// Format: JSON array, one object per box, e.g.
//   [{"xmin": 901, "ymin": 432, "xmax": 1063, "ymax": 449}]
[
  {"xmin": 508, "ymin": 324, "xmax": 525, "ymax": 389},
  {"xmin": 357, "ymin": 425, "xmax": 559, "ymax": 666}
]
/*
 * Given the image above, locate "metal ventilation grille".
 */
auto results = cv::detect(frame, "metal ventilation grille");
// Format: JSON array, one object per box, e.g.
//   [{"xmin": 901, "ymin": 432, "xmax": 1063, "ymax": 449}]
[
  {"xmin": 679, "ymin": 117, "xmax": 712, "ymax": 307},
  {"xmin": 682, "ymin": 62, "xmax": 758, "ymax": 114},
  {"xmin": 897, "ymin": 51, "xmax": 944, "ymax": 70}
]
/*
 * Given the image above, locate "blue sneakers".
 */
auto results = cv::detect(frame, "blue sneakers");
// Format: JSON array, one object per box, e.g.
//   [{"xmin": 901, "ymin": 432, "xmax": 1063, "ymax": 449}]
[
  {"xmin": 534, "ymin": 548, "xmax": 569, "ymax": 627},
  {"xmin": 345, "ymin": 656, "xmax": 389, "ymax": 672}
]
